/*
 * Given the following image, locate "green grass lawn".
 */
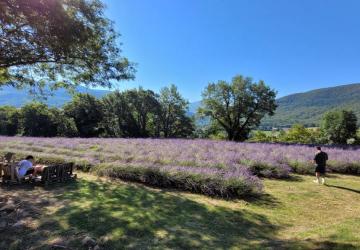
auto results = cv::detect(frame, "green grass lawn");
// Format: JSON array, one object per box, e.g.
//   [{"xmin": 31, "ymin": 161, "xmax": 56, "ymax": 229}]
[{"xmin": 2, "ymin": 173, "xmax": 360, "ymax": 250}]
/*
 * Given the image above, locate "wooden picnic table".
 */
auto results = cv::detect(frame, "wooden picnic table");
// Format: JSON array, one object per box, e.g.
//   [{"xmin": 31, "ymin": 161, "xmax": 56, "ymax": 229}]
[
  {"xmin": 0, "ymin": 153, "xmax": 16, "ymax": 182},
  {"xmin": 0, "ymin": 161, "xmax": 9, "ymax": 179},
  {"xmin": 1, "ymin": 162, "xmax": 77, "ymax": 185},
  {"xmin": 0, "ymin": 162, "xmax": 4, "ymax": 179},
  {"xmin": 1, "ymin": 163, "xmax": 18, "ymax": 184}
]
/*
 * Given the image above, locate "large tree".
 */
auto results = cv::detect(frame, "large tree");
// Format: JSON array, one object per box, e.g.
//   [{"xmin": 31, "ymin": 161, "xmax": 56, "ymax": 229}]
[
  {"xmin": 0, "ymin": 105, "xmax": 20, "ymax": 135},
  {"xmin": 199, "ymin": 75, "xmax": 277, "ymax": 141},
  {"xmin": 102, "ymin": 91, "xmax": 138, "ymax": 137},
  {"xmin": 64, "ymin": 93, "xmax": 104, "ymax": 137},
  {"xmin": 158, "ymin": 84, "xmax": 194, "ymax": 138},
  {"xmin": 51, "ymin": 108, "xmax": 79, "ymax": 137},
  {"xmin": 102, "ymin": 89, "xmax": 160, "ymax": 137},
  {"xmin": 20, "ymin": 102, "xmax": 58, "ymax": 137},
  {"xmin": 0, "ymin": 0, "xmax": 135, "ymax": 91},
  {"xmin": 124, "ymin": 88, "xmax": 161, "ymax": 137},
  {"xmin": 321, "ymin": 110, "xmax": 358, "ymax": 144}
]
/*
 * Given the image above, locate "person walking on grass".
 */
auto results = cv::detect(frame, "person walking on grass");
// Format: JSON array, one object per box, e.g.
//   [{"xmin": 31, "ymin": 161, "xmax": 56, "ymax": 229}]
[{"xmin": 313, "ymin": 146, "xmax": 328, "ymax": 184}]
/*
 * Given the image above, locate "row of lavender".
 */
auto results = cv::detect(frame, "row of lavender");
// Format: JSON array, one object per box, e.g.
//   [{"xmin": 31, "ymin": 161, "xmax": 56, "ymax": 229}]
[{"xmin": 1, "ymin": 137, "xmax": 359, "ymax": 197}]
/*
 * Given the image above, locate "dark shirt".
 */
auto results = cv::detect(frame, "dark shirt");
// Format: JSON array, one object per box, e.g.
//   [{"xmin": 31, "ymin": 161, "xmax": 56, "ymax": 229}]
[{"xmin": 314, "ymin": 151, "xmax": 328, "ymax": 167}]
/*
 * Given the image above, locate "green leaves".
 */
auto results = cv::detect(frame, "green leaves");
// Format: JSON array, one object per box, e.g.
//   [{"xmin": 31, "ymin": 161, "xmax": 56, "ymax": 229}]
[
  {"xmin": 102, "ymin": 89, "xmax": 161, "ymax": 137},
  {"xmin": 64, "ymin": 93, "xmax": 104, "ymax": 137},
  {"xmin": 0, "ymin": 0, "xmax": 135, "ymax": 92},
  {"xmin": 321, "ymin": 110, "xmax": 358, "ymax": 144},
  {"xmin": 199, "ymin": 74, "xmax": 277, "ymax": 141},
  {"xmin": 20, "ymin": 102, "xmax": 59, "ymax": 137},
  {"xmin": 158, "ymin": 84, "xmax": 194, "ymax": 138},
  {"xmin": 0, "ymin": 106, "xmax": 20, "ymax": 136}
]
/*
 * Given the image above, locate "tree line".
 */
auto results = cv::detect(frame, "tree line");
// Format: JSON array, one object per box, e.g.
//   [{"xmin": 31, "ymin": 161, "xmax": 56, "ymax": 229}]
[
  {"xmin": 2, "ymin": 72, "xmax": 359, "ymax": 145},
  {"xmin": 0, "ymin": 74, "xmax": 278, "ymax": 141},
  {"xmin": 250, "ymin": 110, "xmax": 360, "ymax": 145},
  {"xmin": 0, "ymin": 85, "xmax": 194, "ymax": 138}
]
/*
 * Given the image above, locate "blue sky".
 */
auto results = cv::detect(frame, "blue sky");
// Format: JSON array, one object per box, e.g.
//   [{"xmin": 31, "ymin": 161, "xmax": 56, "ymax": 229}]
[{"xmin": 102, "ymin": 0, "xmax": 360, "ymax": 102}]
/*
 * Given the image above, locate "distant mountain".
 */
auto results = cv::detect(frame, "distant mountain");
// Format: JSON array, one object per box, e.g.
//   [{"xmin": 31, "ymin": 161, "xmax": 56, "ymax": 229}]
[
  {"xmin": 0, "ymin": 86, "xmax": 111, "ymax": 107},
  {"xmin": 261, "ymin": 83, "xmax": 360, "ymax": 128},
  {"xmin": 187, "ymin": 101, "xmax": 201, "ymax": 116},
  {"xmin": 188, "ymin": 83, "xmax": 360, "ymax": 128},
  {"xmin": 187, "ymin": 101, "xmax": 211, "ymax": 126}
]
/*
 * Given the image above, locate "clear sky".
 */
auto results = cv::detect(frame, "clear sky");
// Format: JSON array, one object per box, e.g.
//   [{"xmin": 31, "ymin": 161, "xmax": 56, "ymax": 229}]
[{"xmin": 102, "ymin": 0, "xmax": 360, "ymax": 102}]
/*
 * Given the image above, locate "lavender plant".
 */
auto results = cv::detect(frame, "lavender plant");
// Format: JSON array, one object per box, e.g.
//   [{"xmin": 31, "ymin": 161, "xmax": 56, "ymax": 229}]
[{"xmin": 1, "ymin": 136, "xmax": 359, "ymax": 197}]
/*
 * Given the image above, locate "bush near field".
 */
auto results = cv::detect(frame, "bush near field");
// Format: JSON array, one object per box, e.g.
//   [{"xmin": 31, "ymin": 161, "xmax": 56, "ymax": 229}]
[
  {"xmin": 251, "ymin": 110, "xmax": 359, "ymax": 145},
  {"xmin": 94, "ymin": 163, "xmax": 262, "ymax": 198}
]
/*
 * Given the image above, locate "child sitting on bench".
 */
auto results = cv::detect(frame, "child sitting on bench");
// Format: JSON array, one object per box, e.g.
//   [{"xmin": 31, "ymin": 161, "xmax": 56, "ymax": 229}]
[
  {"xmin": 18, "ymin": 155, "xmax": 35, "ymax": 178},
  {"xmin": 18, "ymin": 155, "xmax": 46, "ymax": 179}
]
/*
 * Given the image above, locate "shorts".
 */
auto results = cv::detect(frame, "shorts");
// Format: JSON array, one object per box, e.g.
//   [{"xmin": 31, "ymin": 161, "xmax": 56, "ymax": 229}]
[
  {"xmin": 315, "ymin": 166, "xmax": 326, "ymax": 174},
  {"xmin": 25, "ymin": 168, "xmax": 34, "ymax": 175}
]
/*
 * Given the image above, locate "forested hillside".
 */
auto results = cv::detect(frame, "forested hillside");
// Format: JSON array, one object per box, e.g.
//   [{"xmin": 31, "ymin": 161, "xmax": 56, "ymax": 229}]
[
  {"xmin": 0, "ymin": 86, "xmax": 110, "ymax": 107},
  {"xmin": 259, "ymin": 83, "xmax": 360, "ymax": 128}
]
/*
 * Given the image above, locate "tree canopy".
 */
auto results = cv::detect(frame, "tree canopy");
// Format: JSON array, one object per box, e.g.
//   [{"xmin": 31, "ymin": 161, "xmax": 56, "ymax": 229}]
[
  {"xmin": 20, "ymin": 102, "xmax": 58, "ymax": 137},
  {"xmin": 199, "ymin": 75, "xmax": 277, "ymax": 141},
  {"xmin": 158, "ymin": 84, "xmax": 194, "ymax": 138},
  {"xmin": 0, "ymin": 0, "xmax": 135, "ymax": 91},
  {"xmin": 64, "ymin": 93, "xmax": 104, "ymax": 137},
  {"xmin": 0, "ymin": 105, "xmax": 19, "ymax": 136},
  {"xmin": 321, "ymin": 110, "xmax": 358, "ymax": 144},
  {"xmin": 0, "ymin": 86, "xmax": 195, "ymax": 138},
  {"xmin": 102, "ymin": 89, "xmax": 161, "ymax": 137}
]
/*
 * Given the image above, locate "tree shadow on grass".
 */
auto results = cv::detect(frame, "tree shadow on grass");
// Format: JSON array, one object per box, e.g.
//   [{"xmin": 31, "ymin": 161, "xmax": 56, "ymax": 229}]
[
  {"xmin": 266, "ymin": 239, "xmax": 359, "ymax": 250},
  {"xmin": 1, "ymin": 179, "xmax": 359, "ymax": 250},
  {"xmin": 325, "ymin": 184, "xmax": 360, "ymax": 194},
  {"xmin": 283, "ymin": 175, "xmax": 305, "ymax": 182},
  {"xmin": 243, "ymin": 193, "xmax": 281, "ymax": 209},
  {"xmin": 50, "ymin": 180, "xmax": 280, "ymax": 249},
  {"xmin": 275, "ymin": 173, "xmax": 343, "ymax": 183},
  {"xmin": 48, "ymin": 179, "xmax": 359, "ymax": 249}
]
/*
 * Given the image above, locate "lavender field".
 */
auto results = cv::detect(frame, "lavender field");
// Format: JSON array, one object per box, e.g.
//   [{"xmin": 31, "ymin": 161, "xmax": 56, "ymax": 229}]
[{"xmin": 1, "ymin": 136, "xmax": 360, "ymax": 198}]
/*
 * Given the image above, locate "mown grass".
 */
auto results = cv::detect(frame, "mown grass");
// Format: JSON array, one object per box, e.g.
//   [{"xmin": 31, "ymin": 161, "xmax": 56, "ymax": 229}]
[{"xmin": 1, "ymin": 173, "xmax": 360, "ymax": 249}]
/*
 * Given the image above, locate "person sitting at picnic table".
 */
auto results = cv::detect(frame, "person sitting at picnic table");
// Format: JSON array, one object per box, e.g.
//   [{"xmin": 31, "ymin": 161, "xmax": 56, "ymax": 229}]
[
  {"xmin": 18, "ymin": 155, "xmax": 35, "ymax": 178},
  {"xmin": 18, "ymin": 155, "xmax": 46, "ymax": 179}
]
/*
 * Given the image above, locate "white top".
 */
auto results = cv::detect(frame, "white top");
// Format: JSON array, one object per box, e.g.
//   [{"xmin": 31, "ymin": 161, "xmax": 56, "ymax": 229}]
[{"xmin": 18, "ymin": 160, "xmax": 33, "ymax": 177}]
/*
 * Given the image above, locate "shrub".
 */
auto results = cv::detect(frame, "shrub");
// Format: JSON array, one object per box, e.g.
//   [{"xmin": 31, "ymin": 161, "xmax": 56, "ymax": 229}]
[
  {"xmin": 94, "ymin": 163, "xmax": 263, "ymax": 198},
  {"xmin": 248, "ymin": 161, "xmax": 291, "ymax": 178}
]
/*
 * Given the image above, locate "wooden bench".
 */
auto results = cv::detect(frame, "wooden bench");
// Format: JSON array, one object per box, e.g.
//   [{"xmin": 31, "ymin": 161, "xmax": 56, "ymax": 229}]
[
  {"xmin": 1, "ymin": 152, "xmax": 16, "ymax": 163},
  {"xmin": 59, "ymin": 162, "xmax": 77, "ymax": 182},
  {"xmin": 2, "ymin": 163, "xmax": 33, "ymax": 184},
  {"xmin": 41, "ymin": 165, "xmax": 61, "ymax": 184},
  {"xmin": 41, "ymin": 163, "xmax": 77, "ymax": 185},
  {"xmin": 1, "ymin": 160, "xmax": 77, "ymax": 185},
  {"xmin": 0, "ymin": 163, "xmax": 4, "ymax": 180},
  {"xmin": 0, "ymin": 153, "xmax": 16, "ymax": 183},
  {"xmin": 1, "ymin": 163, "xmax": 16, "ymax": 184}
]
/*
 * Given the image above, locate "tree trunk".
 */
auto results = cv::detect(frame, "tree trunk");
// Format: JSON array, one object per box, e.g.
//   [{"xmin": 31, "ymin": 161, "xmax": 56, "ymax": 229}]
[{"xmin": 227, "ymin": 129, "xmax": 234, "ymax": 141}]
